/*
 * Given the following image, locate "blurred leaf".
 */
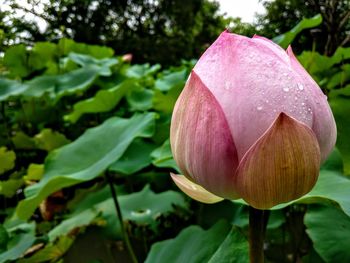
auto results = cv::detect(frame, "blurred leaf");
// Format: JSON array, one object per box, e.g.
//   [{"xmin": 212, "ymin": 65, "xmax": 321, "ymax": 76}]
[
  {"xmin": 305, "ymin": 205, "xmax": 350, "ymax": 263},
  {"xmin": 302, "ymin": 248, "xmax": 326, "ymax": 263},
  {"xmin": 23, "ymin": 164, "xmax": 44, "ymax": 183},
  {"xmin": 151, "ymin": 139, "xmax": 179, "ymax": 171},
  {"xmin": 273, "ymin": 14, "xmax": 322, "ymax": 48},
  {"xmin": 329, "ymin": 47, "xmax": 350, "ymax": 67},
  {"xmin": 155, "ymin": 69, "xmax": 187, "ymax": 92},
  {"xmin": 0, "ymin": 179, "xmax": 23, "ymax": 198},
  {"xmin": 28, "ymin": 42, "xmax": 57, "ymax": 72},
  {"xmin": 126, "ymin": 64, "xmax": 161, "ymax": 78},
  {"xmin": 70, "ymin": 185, "xmax": 113, "ymax": 213},
  {"xmin": 297, "ymin": 47, "xmax": 350, "ymax": 78},
  {"xmin": 326, "ymin": 65, "xmax": 350, "ymax": 90},
  {"xmin": 283, "ymin": 169, "xmax": 350, "ymax": 216},
  {"xmin": 12, "ymin": 129, "xmax": 70, "ymax": 152},
  {"xmin": 329, "ymin": 84, "xmax": 350, "ymax": 98},
  {"xmin": 64, "ymin": 80, "xmax": 136, "ymax": 123},
  {"xmin": 0, "ymin": 78, "xmax": 27, "ymax": 102},
  {"xmin": 119, "ymin": 185, "xmax": 186, "ymax": 227},
  {"xmin": 12, "ymin": 132, "xmax": 36, "ymax": 149},
  {"xmin": 48, "ymin": 210, "xmax": 97, "ymax": 242},
  {"xmin": 34, "ymin": 129, "xmax": 70, "ymax": 151},
  {"xmin": 68, "ymin": 53, "xmax": 119, "ymax": 76},
  {"xmin": 266, "ymin": 210, "xmax": 285, "ymax": 229},
  {"xmin": 126, "ymin": 88, "xmax": 154, "ymax": 111},
  {"xmin": 57, "ymin": 38, "xmax": 114, "ymax": 58},
  {"xmin": 297, "ymin": 51, "xmax": 333, "ymax": 75},
  {"xmin": 329, "ymin": 96, "xmax": 350, "ymax": 174},
  {"xmin": 109, "ymin": 139, "xmax": 157, "ymax": 175},
  {"xmin": 0, "ymin": 225, "xmax": 9, "ymax": 253},
  {"xmin": 18, "ymin": 236, "xmax": 74, "ymax": 263},
  {"xmin": 0, "ymin": 222, "xmax": 36, "ymax": 263},
  {"xmin": 153, "ymin": 86, "xmax": 182, "ymax": 113},
  {"xmin": 320, "ymin": 148, "xmax": 343, "ymax": 173},
  {"xmin": 66, "ymin": 185, "xmax": 187, "ymax": 238},
  {"xmin": 145, "ymin": 220, "xmax": 248, "ymax": 263},
  {"xmin": 208, "ymin": 227, "xmax": 249, "ymax": 263},
  {"xmin": 0, "ymin": 147, "xmax": 16, "ymax": 174},
  {"xmin": 23, "ymin": 67, "xmax": 100, "ymax": 99},
  {"xmin": 16, "ymin": 113, "xmax": 156, "ymax": 220},
  {"xmin": 3, "ymin": 44, "xmax": 30, "ymax": 78}
]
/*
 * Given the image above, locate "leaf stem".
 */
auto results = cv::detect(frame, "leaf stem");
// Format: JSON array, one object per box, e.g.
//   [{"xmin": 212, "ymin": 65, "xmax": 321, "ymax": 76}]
[
  {"xmin": 249, "ymin": 206, "xmax": 269, "ymax": 263},
  {"xmin": 106, "ymin": 172, "xmax": 138, "ymax": 263}
]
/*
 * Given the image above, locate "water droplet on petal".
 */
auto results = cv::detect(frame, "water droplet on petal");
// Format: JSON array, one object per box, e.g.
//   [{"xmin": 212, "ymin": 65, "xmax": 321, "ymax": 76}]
[
  {"xmin": 283, "ymin": 87, "xmax": 289, "ymax": 92},
  {"xmin": 257, "ymin": 106, "xmax": 263, "ymax": 111},
  {"xmin": 297, "ymin": 83, "xmax": 304, "ymax": 90}
]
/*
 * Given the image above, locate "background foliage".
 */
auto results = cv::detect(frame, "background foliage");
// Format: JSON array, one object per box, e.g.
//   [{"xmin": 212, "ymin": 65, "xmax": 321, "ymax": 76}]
[{"xmin": 1, "ymin": 0, "xmax": 350, "ymax": 262}]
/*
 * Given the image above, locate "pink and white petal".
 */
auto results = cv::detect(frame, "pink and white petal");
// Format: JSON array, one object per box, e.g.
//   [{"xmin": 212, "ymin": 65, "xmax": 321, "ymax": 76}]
[
  {"xmin": 170, "ymin": 173, "xmax": 224, "ymax": 204},
  {"xmin": 194, "ymin": 31, "xmax": 316, "ymax": 160},
  {"xmin": 287, "ymin": 46, "xmax": 337, "ymax": 162},
  {"xmin": 234, "ymin": 113, "xmax": 321, "ymax": 209},
  {"xmin": 170, "ymin": 71, "xmax": 239, "ymax": 199}
]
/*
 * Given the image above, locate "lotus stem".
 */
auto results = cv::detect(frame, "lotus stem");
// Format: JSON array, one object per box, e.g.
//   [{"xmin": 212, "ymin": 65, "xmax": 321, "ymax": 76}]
[
  {"xmin": 249, "ymin": 206, "xmax": 269, "ymax": 263},
  {"xmin": 106, "ymin": 172, "xmax": 138, "ymax": 263}
]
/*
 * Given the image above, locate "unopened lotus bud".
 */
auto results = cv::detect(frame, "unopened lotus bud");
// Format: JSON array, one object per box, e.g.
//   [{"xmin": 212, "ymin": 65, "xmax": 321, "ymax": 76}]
[{"xmin": 170, "ymin": 31, "xmax": 337, "ymax": 209}]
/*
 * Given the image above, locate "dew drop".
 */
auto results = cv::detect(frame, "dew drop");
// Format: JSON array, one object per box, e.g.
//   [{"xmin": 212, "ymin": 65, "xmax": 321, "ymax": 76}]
[
  {"xmin": 283, "ymin": 87, "xmax": 289, "ymax": 92},
  {"xmin": 297, "ymin": 83, "xmax": 304, "ymax": 90},
  {"xmin": 257, "ymin": 106, "xmax": 263, "ymax": 111},
  {"xmin": 301, "ymin": 102, "xmax": 305, "ymax": 106},
  {"xmin": 131, "ymin": 209, "xmax": 151, "ymax": 216}
]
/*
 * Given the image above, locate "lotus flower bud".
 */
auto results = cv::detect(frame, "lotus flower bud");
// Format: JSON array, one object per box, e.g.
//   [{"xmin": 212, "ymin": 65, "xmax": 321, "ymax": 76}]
[{"xmin": 170, "ymin": 31, "xmax": 337, "ymax": 209}]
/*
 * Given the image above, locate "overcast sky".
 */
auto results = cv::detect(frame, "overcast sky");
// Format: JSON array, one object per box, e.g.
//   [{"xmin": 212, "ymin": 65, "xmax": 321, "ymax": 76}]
[
  {"xmin": 214, "ymin": 0, "xmax": 266, "ymax": 23},
  {"xmin": 0, "ymin": 0, "xmax": 266, "ymax": 31}
]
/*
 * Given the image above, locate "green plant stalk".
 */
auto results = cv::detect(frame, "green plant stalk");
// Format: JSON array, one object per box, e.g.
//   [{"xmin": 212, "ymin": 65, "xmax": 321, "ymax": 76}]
[
  {"xmin": 249, "ymin": 206, "xmax": 269, "ymax": 263},
  {"xmin": 106, "ymin": 172, "xmax": 139, "ymax": 263}
]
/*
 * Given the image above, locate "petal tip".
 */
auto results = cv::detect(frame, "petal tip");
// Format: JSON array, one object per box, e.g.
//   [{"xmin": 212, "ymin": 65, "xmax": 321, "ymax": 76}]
[{"xmin": 170, "ymin": 173, "xmax": 224, "ymax": 204}]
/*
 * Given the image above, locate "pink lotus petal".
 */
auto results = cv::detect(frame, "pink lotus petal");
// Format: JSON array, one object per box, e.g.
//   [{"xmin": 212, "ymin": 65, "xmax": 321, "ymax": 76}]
[
  {"xmin": 287, "ymin": 46, "xmax": 337, "ymax": 162},
  {"xmin": 170, "ymin": 71, "xmax": 239, "ymax": 199},
  {"xmin": 234, "ymin": 113, "xmax": 321, "ymax": 209},
  {"xmin": 194, "ymin": 31, "xmax": 322, "ymax": 160},
  {"xmin": 252, "ymin": 35, "xmax": 290, "ymax": 64},
  {"xmin": 170, "ymin": 173, "xmax": 224, "ymax": 204}
]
